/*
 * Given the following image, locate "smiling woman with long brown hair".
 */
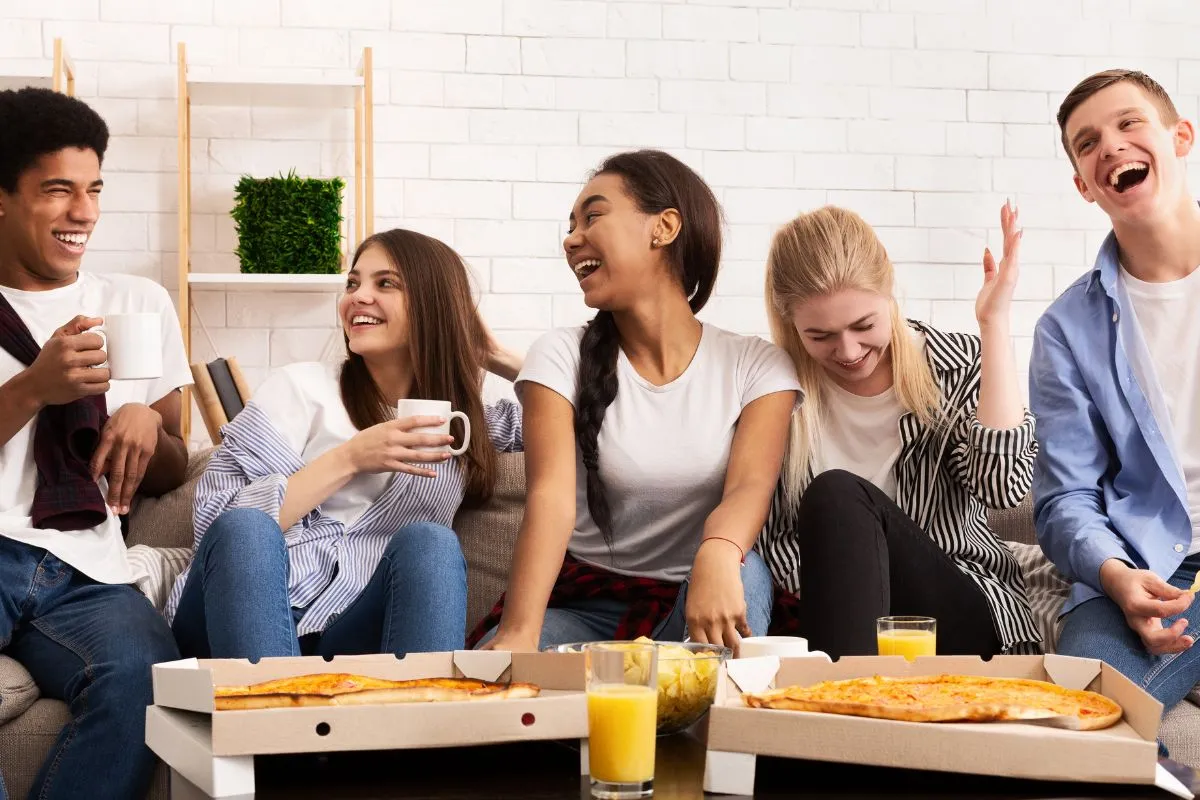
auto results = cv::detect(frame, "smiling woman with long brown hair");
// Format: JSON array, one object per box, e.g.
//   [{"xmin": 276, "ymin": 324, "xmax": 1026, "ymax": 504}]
[{"xmin": 165, "ymin": 228, "xmax": 523, "ymax": 661}]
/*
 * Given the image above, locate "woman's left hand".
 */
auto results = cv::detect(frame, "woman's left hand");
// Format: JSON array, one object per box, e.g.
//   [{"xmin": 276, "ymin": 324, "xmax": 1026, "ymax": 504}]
[
  {"xmin": 685, "ymin": 539, "xmax": 751, "ymax": 656},
  {"xmin": 975, "ymin": 200, "xmax": 1022, "ymax": 328}
]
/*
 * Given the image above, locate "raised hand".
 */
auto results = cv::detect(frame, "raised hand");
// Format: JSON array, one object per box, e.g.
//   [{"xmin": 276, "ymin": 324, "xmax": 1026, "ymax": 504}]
[{"xmin": 976, "ymin": 200, "xmax": 1022, "ymax": 328}]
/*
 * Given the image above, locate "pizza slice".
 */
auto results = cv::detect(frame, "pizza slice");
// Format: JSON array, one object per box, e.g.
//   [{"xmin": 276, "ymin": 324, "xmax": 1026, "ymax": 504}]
[{"xmin": 214, "ymin": 673, "xmax": 540, "ymax": 711}]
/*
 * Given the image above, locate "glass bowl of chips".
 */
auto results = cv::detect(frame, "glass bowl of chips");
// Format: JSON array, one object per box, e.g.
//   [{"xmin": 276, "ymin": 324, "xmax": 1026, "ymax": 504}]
[{"xmin": 548, "ymin": 637, "xmax": 731, "ymax": 736}]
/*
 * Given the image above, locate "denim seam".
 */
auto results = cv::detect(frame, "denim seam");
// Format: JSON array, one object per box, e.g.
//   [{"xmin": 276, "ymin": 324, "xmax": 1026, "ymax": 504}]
[
  {"xmin": 35, "ymin": 662, "xmax": 91, "ymax": 800},
  {"xmin": 1140, "ymin": 620, "xmax": 1200, "ymax": 690}
]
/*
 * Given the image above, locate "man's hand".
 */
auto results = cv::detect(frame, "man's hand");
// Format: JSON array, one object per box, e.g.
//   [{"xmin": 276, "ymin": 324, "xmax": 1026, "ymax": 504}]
[
  {"xmin": 25, "ymin": 315, "xmax": 109, "ymax": 407},
  {"xmin": 90, "ymin": 403, "xmax": 163, "ymax": 514},
  {"xmin": 1100, "ymin": 558, "xmax": 1195, "ymax": 655}
]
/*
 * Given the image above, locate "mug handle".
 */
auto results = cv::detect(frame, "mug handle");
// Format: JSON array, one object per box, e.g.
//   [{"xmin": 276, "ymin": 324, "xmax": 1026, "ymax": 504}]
[
  {"xmin": 448, "ymin": 411, "xmax": 471, "ymax": 456},
  {"xmin": 93, "ymin": 328, "xmax": 109, "ymax": 369}
]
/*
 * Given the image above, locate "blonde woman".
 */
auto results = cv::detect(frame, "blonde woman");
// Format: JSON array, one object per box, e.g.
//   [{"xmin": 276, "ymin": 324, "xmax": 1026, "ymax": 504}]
[{"xmin": 758, "ymin": 203, "xmax": 1041, "ymax": 657}]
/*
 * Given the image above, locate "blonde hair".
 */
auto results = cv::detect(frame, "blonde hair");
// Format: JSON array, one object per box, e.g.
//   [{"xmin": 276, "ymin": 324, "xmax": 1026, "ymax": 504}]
[{"xmin": 765, "ymin": 206, "xmax": 942, "ymax": 514}]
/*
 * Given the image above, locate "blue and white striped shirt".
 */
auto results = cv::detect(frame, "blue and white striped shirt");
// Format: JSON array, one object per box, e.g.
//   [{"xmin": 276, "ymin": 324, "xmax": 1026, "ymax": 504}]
[{"xmin": 164, "ymin": 362, "xmax": 522, "ymax": 635}]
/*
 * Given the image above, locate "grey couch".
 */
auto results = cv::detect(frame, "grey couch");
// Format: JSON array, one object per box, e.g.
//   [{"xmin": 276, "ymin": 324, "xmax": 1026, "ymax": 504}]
[{"xmin": 0, "ymin": 451, "xmax": 1194, "ymax": 798}]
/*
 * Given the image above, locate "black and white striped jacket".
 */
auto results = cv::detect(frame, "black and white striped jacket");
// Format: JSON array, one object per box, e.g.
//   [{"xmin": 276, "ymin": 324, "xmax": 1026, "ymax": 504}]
[{"xmin": 758, "ymin": 320, "xmax": 1043, "ymax": 653}]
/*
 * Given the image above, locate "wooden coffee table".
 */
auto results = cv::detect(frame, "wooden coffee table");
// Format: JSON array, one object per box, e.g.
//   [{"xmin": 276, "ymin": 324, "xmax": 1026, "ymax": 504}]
[{"xmin": 231, "ymin": 734, "xmax": 1198, "ymax": 799}]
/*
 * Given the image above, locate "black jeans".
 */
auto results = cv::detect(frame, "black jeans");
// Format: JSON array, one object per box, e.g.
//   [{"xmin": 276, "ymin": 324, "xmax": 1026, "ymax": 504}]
[{"xmin": 794, "ymin": 470, "xmax": 1002, "ymax": 658}]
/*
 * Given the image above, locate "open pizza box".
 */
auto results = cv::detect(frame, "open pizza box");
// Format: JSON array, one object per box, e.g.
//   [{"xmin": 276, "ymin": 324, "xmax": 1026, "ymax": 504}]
[
  {"xmin": 702, "ymin": 654, "xmax": 1193, "ymax": 799},
  {"xmin": 145, "ymin": 650, "xmax": 587, "ymax": 798}
]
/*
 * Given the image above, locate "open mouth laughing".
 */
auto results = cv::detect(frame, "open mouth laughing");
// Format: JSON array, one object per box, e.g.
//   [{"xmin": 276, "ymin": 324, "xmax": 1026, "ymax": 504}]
[
  {"xmin": 349, "ymin": 313, "xmax": 383, "ymax": 330},
  {"xmin": 834, "ymin": 353, "xmax": 869, "ymax": 371},
  {"xmin": 53, "ymin": 230, "xmax": 89, "ymax": 255},
  {"xmin": 571, "ymin": 258, "xmax": 601, "ymax": 282},
  {"xmin": 1106, "ymin": 161, "xmax": 1149, "ymax": 194}
]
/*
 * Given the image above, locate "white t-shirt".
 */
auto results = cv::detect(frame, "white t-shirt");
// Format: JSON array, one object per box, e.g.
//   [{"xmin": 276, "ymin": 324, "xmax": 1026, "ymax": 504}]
[
  {"xmin": 253, "ymin": 362, "xmax": 394, "ymax": 529},
  {"xmin": 517, "ymin": 322, "xmax": 802, "ymax": 582},
  {"xmin": 0, "ymin": 272, "xmax": 193, "ymax": 584},
  {"xmin": 1121, "ymin": 264, "xmax": 1200, "ymax": 555},
  {"xmin": 813, "ymin": 381, "xmax": 905, "ymax": 501}
]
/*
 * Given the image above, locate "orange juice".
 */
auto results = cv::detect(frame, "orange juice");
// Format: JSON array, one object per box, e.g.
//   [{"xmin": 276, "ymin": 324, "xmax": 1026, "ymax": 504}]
[
  {"xmin": 877, "ymin": 629, "xmax": 936, "ymax": 660},
  {"xmin": 587, "ymin": 684, "xmax": 657, "ymax": 783}
]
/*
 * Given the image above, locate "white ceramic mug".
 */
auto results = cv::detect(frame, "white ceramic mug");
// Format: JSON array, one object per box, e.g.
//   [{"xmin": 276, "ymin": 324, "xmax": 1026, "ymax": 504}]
[
  {"xmin": 738, "ymin": 636, "xmax": 827, "ymax": 659},
  {"xmin": 97, "ymin": 313, "xmax": 163, "ymax": 380},
  {"xmin": 396, "ymin": 399, "xmax": 471, "ymax": 456}
]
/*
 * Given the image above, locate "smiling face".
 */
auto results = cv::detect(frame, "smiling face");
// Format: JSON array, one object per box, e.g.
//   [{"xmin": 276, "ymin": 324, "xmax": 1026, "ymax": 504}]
[
  {"xmin": 1064, "ymin": 81, "xmax": 1194, "ymax": 227},
  {"xmin": 0, "ymin": 147, "xmax": 102, "ymax": 290},
  {"xmin": 562, "ymin": 172, "xmax": 670, "ymax": 310},
  {"xmin": 790, "ymin": 288, "xmax": 894, "ymax": 394},
  {"xmin": 337, "ymin": 243, "xmax": 411, "ymax": 359}
]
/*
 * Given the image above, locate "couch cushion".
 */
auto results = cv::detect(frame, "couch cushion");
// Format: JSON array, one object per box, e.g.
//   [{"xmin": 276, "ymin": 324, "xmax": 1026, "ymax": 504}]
[
  {"xmin": 1163, "ymin": 698, "xmax": 1200, "ymax": 769},
  {"xmin": 0, "ymin": 698, "xmax": 70, "ymax": 799},
  {"xmin": 127, "ymin": 545, "xmax": 193, "ymax": 612},
  {"xmin": 1007, "ymin": 541, "xmax": 1071, "ymax": 653},
  {"xmin": 987, "ymin": 497, "xmax": 1037, "ymax": 546},
  {"xmin": 454, "ymin": 452, "xmax": 525, "ymax": 633},
  {"xmin": 126, "ymin": 448, "xmax": 214, "ymax": 550},
  {"xmin": 0, "ymin": 657, "xmax": 38, "ymax": 726}
]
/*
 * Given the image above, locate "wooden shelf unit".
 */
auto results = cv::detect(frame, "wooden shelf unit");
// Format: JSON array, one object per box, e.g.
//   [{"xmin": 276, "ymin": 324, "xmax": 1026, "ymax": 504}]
[{"xmin": 175, "ymin": 43, "xmax": 375, "ymax": 439}]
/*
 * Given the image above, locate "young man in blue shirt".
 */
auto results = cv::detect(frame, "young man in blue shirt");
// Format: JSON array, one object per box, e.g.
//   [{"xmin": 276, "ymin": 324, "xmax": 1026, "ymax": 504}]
[{"xmin": 1031, "ymin": 69, "xmax": 1200, "ymax": 720}]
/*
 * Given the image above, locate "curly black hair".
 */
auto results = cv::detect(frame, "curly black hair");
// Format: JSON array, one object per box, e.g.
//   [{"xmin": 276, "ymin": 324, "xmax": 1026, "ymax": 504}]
[{"xmin": 0, "ymin": 87, "xmax": 109, "ymax": 193}]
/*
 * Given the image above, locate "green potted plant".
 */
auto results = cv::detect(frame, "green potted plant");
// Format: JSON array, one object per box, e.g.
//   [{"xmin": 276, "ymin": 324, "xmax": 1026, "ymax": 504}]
[{"xmin": 230, "ymin": 169, "xmax": 345, "ymax": 275}]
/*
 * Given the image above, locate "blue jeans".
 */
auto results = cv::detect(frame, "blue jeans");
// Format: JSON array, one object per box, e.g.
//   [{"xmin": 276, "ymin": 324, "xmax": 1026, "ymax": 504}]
[
  {"xmin": 1058, "ymin": 554, "xmax": 1200, "ymax": 753},
  {"xmin": 171, "ymin": 509, "xmax": 468, "ymax": 658},
  {"xmin": 478, "ymin": 550, "xmax": 775, "ymax": 649},
  {"xmin": 0, "ymin": 536, "xmax": 179, "ymax": 800}
]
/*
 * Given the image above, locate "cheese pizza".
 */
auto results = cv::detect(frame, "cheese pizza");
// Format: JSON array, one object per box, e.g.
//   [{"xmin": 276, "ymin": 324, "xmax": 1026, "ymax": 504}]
[
  {"xmin": 743, "ymin": 674, "xmax": 1122, "ymax": 730},
  {"xmin": 214, "ymin": 673, "xmax": 541, "ymax": 711}
]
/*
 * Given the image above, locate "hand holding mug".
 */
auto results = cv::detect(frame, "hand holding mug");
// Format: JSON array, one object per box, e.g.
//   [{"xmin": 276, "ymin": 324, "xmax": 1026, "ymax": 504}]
[
  {"xmin": 25, "ymin": 315, "xmax": 109, "ymax": 406},
  {"xmin": 344, "ymin": 416, "xmax": 456, "ymax": 478},
  {"xmin": 396, "ymin": 399, "xmax": 471, "ymax": 456}
]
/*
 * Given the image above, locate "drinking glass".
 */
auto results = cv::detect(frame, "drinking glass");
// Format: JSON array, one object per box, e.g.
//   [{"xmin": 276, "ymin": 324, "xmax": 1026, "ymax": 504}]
[{"xmin": 584, "ymin": 641, "xmax": 658, "ymax": 799}]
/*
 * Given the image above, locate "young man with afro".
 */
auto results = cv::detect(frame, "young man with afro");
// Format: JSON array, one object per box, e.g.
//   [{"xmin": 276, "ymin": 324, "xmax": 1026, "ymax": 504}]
[{"xmin": 0, "ymin": 87, "xmax": 192, "ymax": 799}]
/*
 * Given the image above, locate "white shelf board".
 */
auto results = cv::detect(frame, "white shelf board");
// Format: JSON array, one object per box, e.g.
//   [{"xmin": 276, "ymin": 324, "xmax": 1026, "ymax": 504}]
[
  {"xmin": 0, "ymin": 61, "xmax": 54, "ymax": 92},
  {"xmin": 188, "ymin": 273, "xmax": 346, "ymax": 291},
  {"xmin": 186, "ymin": 71, "xmax": 362, "ymax": 108}
]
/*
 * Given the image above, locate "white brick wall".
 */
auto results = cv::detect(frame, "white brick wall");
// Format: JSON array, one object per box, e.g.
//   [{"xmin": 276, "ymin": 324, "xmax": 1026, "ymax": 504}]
[{"xmin": 4, "ymin": 0, "xmax": 1199, "ymax": 446}]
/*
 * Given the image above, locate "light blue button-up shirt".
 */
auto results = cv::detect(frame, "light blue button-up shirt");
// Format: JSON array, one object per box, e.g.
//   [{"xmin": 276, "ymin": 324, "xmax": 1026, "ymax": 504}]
[{"xmin": 1030, "ymin": 229, "xmax": 1193, "ymax": 615}]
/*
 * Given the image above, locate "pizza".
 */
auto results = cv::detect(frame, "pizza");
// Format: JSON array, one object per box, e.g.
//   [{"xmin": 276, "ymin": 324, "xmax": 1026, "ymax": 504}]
[
  {"xmin": 214, "ymin": 673, "xmax": 541, "ymax": 711},
  {"xmin": 742, "ymin": 673, "xmax": 1122, "ymax": 730}
]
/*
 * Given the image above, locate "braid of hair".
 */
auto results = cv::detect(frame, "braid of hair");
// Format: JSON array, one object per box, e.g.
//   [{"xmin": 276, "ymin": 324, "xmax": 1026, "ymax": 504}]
[{"xmin": 574, "ymin": 310, "xmax": 621, "ymax": 548}]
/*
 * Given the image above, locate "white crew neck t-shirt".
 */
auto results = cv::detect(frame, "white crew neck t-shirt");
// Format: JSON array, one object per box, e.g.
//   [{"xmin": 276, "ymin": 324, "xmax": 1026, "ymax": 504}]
[
  {"xmin": 813, "ymin": 381, "xmax": 905, "ymax": 500},
  {"xmin": 516, "ymin": 322, "xmax": 802, "ymax": 582},
  {"xmin": 0, "ymin": 272, "xmax": 193, "ymax": 584},
  {"xmin": 1120, "ymin": 264, "xmax": 1200, "ymax": 555}
]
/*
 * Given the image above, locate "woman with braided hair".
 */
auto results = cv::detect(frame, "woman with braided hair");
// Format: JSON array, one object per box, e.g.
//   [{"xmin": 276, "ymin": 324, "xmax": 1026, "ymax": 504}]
[{"xmin": 471, "ymin": 150, "xmax": 801, "ymax": 654}]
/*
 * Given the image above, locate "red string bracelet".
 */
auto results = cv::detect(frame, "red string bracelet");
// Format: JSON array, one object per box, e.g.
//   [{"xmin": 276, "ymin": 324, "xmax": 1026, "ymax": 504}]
[{"xmin": 701, "ymin": 536, "xmax": 746, "ymax": 565}]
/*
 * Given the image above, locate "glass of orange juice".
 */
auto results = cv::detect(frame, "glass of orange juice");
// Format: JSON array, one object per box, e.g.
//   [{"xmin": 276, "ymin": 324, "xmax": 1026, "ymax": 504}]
[
  {"xmin": 877, "ymin": 615, "xmax": 937, "ymax": 660},
  {"xmin": 583, "ymin": 641, "xmax": 658, "ymax": 799}
]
